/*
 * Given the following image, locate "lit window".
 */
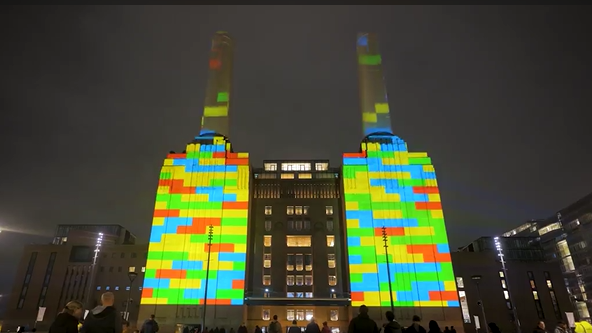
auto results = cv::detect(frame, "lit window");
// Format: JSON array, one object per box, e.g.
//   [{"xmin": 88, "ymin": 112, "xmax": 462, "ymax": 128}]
[
  {"xmin": 141, "ymin": 267, "xmax": 146, "ymax": 272},
  {"xmin": 287, "ymin": 275, "xmax": 295, "ymax": 286},
  {"xmin": 315, "ymin": 163, "xmax": 328, "ymax": 171},
  {"xmin": 532, "ymin": 291, "xmax": 539, "ymax": 300},
  {"xmin": 299, "ymin": 173, "xmax": 312, "ymax": 179},
  {"xmin": 263, "ymin": 275, "xmax": 271, "ymax": 285},
  {"xmin": 265, "ymin": 220, "xmax": 272, "ymax": 231},
  {"xmin": 128, "ymin": 266, "xmax": 136, "ymax": 273},
  {"xmin": 115, "ymin": 286, "xmax": 119, "ymax": 291},
  {"xmin": 264, "ymin": 290, "xmax": 270, "ymax": 298},
  {"xmin": 501, "ymin": 279, "xmax": 507, "ymax": 289},
  {"xmin": 287, "ymin": 236, "xmax": 312, "ymax": 247},
  {"xmin": 262, "ymin": 309, "xmax": 271, "ymax": 320},
  {"xmin": 305, "ymin": 310, "xmax": 314, "ymax": 321},
  {"xmin": 287, "ymin": 206, "xmax": 294, "ymax": 215},
  {"xmin": 546, "ymin": 280, "xmax": 553, "ymax": 289},
  {"xmin": 530, "ymin": 280, "xmax": 536, "ymax": 289},
  {"xmin": 96, "ymin": 286, "xmax": 101, "ymax": 290},
  {"xmin": 264, "ymin": 163, "xmax": 277, "ymax": 171},
  {"xmin": 329, "ymin": 275, "xmax": 337, "ymax": 286},
  {"xmin": 458, "ymin": 291, "xmax": 471, "ymax": 323},
  {"xmin": 328, "ymin": 254, "xmax": 336, "ymax": 268},
  {"xmin": 281, "ymin": 173, "xmax": 295, "ymax": 179},
  {"xmin": 305, "ymin": 275, "xmax": 313, "ymax": 286},
  {"xmin": 327, "ymin": 235, "xmax": 335, "ymax": 247},
  {"xmin": 325, "ymin": 206, "xmax": 334, "ymax": 215},
  {"xmin": 282, "ymin": 163, "xmax": 311, "ymax": 171},
  {"xmin": 303, "ymin": 206, "xmax": 309, "ymax": 215},
  {"xmin": 295, "ymin": 206, "xmax": 303, "ymax": 215},
  {"xmin": 330, "ymin": 309, "xmax": 339, "ymax": 321},
  {"xmin": 287, "ymin": 254, "xmax": 294, "ymax": 271},
  {"xmin": 296, "ymin": 309, "xmax": 305, "ymax": 320},
  {"xmin": 305, "ymin": 254, "xmax": 312, "ymax": 271},
  {"xmin": 105, "ymin": 286, "xmax": 110, "ymax": 290},
  {"xmin": 305, "ymin": 292, "xmax": 313, "ymax": 298},
  {"xmin": 265, "ymin": 206, "xmax": 272, "ymax": 215},
  {"xmin": 287, "ymin": 292, "xmax": 295, "ymax": 298},
  {"xmin": 296, "ymin": 275, "xmax": 304, "ymax": 286},
  {"xmin": 503, "ymin": 290, "xmax": 510, "ymax": 299},
  {"xmin": 296, "ymin": 254, "xmax": 304, "ymax": 271},
  {"xmin": 456, "ymin": 277, "xmax": 464, "ymax": 288},
  {"xmin": 263, "ymin": 254, "xmax": 272, "ymax": 268},
  {"xmin": 264, "ymin": 235, "xmax": 272, "ymax": 247},
  {"xmin": 126, "ymin": 286, "xmax": 130, "ymax": 291},
  {"xmin": 287, "ymin": 309, "xmax": 295, "ymax": 321},
  {"xmin": 499, "ymin": 271, "xmax": 504, "ymax": 278}
]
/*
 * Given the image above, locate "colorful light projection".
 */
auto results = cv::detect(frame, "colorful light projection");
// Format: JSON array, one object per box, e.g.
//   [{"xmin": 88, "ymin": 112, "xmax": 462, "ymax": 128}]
[
  {"xmin": 343, "ymin": 134, "xmax": 459, "ymax": 307},
  {"xmin": 141, "ymin": 135, "xmax": 249, "ymax": 305}
]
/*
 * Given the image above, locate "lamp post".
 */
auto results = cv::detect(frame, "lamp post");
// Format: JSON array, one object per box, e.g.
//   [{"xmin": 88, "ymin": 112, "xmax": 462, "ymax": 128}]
[
  {"xmin": 202, "ymin": 225, "xmax": 214, "ymax": 331},
  {"xmin": 381, "ymin": 226, "xmax": 395, "ymax": 315},
  {"xmin": 494, "ymin": 236, "xmax": 521, "ymax": 333},
  {"xmin": 124, "ymin": 272, "xmax": 138, "ymax": 321},
  {"xmin": 471, "ymin": 275, "xmax": 489, "ymax": 333},
  {"xmin": 85, "ymin": 233, "xmax": 104, "ymax": 309}
]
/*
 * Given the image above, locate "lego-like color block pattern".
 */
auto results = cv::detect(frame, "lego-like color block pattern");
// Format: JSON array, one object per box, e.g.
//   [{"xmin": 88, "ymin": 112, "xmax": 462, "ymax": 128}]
[
  {"xmin": 141, "ymin": 135, "xmax": 249, "ymax": 305},
  {"xmin": 343, "ymin": 134, "xmax": 459, "ymax": 307},
  {"xmin": 357, "ymin": 33, "xmax": 392, "ymax": 136}
]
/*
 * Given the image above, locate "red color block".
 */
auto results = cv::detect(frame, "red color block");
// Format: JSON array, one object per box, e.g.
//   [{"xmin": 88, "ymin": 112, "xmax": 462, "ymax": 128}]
[
  {"xmin": 350, "ymin": 291, "xmax": 365, "ymax": 302},
  {"xmin": 226, "ymin": 158, "xmax": 249, "ymax": 165},
  {"xmin": 374, "ymin": 227, "xmax": 405, "ymax": 237},
  {"xmin": 166, "ymin": 153, "xmax": 187, "ymax": 159},
  {"xmin": 223, "ymin": 201, "xmax": 249, "ymax": 210},
  {"xmin": 407, "ymin": 244, "xmax": 452, "ymax": 263},
  {"xmin": 154, "ymin": 209, "xmax": 179, "ymax": 218},
  {"xmin": 169, "ymin": 179, "xmax": 197, "ymax": 194},
  {"xmin": 206, "ymin": 243, "xmax": 235, "ymax": 253},
  {"xmin": 415, "ymin": 202, "xmax": 442, "ymax": 210},
  {"xmin": 141, "ymin": 288, "xmax": 153, "ymax": 298},
  {"xmin": 213, "ymin": 299, "xmax": 232, "ymax": 305},
  {"xmin": 412, "ymin": 186, "xmax": 440, "ymax": 194},
  {"xmin": 429, "ymin": 290, "xmax": 458, "ymax": 302},
  {"xmin": 177, "ymin": 217, "xmax": 222, "ymax": 234},
  {"xmin": 227, "ymin": 152, "xmax": 238, "ymax": 159},
  {"xmin": 155, "ymin": 269, "xmax": 186, "ymax": 279},
  {"xmin": 213, "ymin": 152, "xmax": 226, "ymax": 158},
  {"xmin": 232, "ymin": 279, "xmax": 245, "ymax": 289},
  {"xmin": 209, "ymin": 59, "xmax": 221, "ymax": 70},
  {"xmin": 343, "ymin": 152, "xmax": 366, "ymax": 158}
]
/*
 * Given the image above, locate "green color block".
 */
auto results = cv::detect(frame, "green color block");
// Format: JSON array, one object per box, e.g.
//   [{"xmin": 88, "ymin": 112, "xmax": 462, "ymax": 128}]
[
  {"xmin": 233, "ymin": 261, "xmax": 246, "ymax": 271},
  {"xmin": 159, "ymin": 172, "xmax": 172, "ymax": 180},
  {"xmin": 408, "ymin": 157, "xmax": 432, "ymax": 165},
  {"xmin": 217, "ymin": 92, "xmax": 229, "ymax": 102},
  {"xmin": 358, "ymin": 54, "xmax": 382, "ymax": 65},
  {"xmin": 145, "ymin": 269, "xmax": 156, "ymax": 278},
  {"xmin": 148, "ymin": 251, "xmax": 188, "ymax": 261}
]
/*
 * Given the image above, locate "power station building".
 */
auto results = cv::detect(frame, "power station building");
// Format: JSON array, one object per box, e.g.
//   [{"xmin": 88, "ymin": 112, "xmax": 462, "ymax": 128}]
[{"xmin": 138, "ymin": 31, "xmax": 462, "ymax": 332}]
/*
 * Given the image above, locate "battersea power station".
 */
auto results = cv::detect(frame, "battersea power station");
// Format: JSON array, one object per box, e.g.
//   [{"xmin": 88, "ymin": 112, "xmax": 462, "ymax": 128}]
[{"xmin": 138, "ymin": 31, "xmax": 462, "ymax": 331}]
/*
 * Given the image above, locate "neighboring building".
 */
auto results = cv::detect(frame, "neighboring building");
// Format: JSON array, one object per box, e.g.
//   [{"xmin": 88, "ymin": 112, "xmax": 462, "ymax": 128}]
[
  {"xmin": 3, "ymin": 224, "xmax": 145, "ymax": 330},
  {"xmin": 139, "ymin": 31, "xmax": 462, "ymax": 332},
  {"xmin": 453, "ymin": 237, "xmax": 573, "ymax": 333},
  {"xmin": 504, "ymin": 192, "xmax": 592, "ymax": 320}
]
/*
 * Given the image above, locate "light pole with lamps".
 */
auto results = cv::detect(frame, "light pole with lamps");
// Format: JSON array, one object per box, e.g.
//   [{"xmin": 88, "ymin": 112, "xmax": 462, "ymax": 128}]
[
  {"xmin": 124, "ymin": 271, "xmax": 138, "ymax": 321},
  {"xmin": 85, "ymin": 233, "xmax": 104, "ymax": 309},
  {"xmin": 381, "ymin": 226, "xmax": 395, "ymax": 315},
  {"xmin": 494, "ymin": 236, "xmax": 521, "ymax": 333},
  {"xmin": 471, "ymin": 275, "xmax": 489, "ymax": 333},
  {"xmin": 202, "ymin": 225, "xmax": 214, "ymax": 331}
]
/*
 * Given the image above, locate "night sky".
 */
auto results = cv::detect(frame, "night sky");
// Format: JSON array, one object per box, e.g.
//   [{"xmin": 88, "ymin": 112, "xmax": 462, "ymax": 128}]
[{"xmin": 1, "ymin": 5, "xmax": 591, "ymax": 303}]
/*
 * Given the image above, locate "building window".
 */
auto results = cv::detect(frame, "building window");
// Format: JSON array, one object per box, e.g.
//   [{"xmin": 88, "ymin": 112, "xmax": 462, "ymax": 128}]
[
  {"xmin": 295, "ymin": 220, "xmax": 303, "ymax": 231},
  {"xmin": 263, "ymin": 254, "xmax": 272, "ymax": 268},
  {"xmin": 128, "ymin": 266, "xmax": 136, "ymax": 273},
  {"xmin": 528, "ymin": 271, "xmax": 545, "ymax": 319},
  {"xmin": 545, "ymin": 271, "xmax": 562, "ymax": 319},
  {"xmin": 264, "ymin": 163, "xmax": 277, "ymax": 171},
  {"xmin": 303, "ymin": 206, "xmax": 309, "ymax": 215},
  {"xmin": 96, "ymin": 286, "xmax": 101, "ymax": 290},
  {"xmin": 329, "ymin": 275, "xmax": 337, "ymax": 286},
  {"xmin": 287, "ymin": 275, "xmax": 295, "ymax": 286},
  {"xmin": 265, "ymin": 206, "xmax": 272, "ymax": 215},
  {"xmin": 126, "ymin": 286, "xmax": 130, "ymax": 291},
  {"xmin": 265, "ymin": 220, "xmax": 272, "ymax": 231},
  {"xmin": 303, "ymin": 220, "xmax": 311, "ymax": 230},
  {"xmin": 262, "ymin": 309, "xmax": 271, "ymax": 320},
  {"xmin": 287, "ymin": 309, "xmax": 295, "ymax": 321},
  {"xmin": 295, "ymin": 206, "xmax": 303, "ymax": 215},
  {"xmin": 296, "ymin": 309, "xmax": 305, "ymax": 320},
  {"xmin": 296, "ymin": 254, "xmax": 304, "ymax": 271},
  {"xmin": 287, "ymin": 292, "xmax": 295, "ymax": 298},
  {"xmin": 326, "ymin": 206, "xmax": 333, "ymax": 215},
  {"xmin": 287, "ymin": 236, "xmax": 312, "ymax": 247},
  {"xmin": 315, "ymin": 163, "xmax": 328, "ymax": 171},
  {"xmin": 499, "ymin": 271, "xmax": 504, "ymax": 278},
  {"xmin": 287, "ymin": 254, "xmax": 294, "ymax": 271},
  {"xmin": 305, "ymin": 254, "xmax": 313, "ymax": 271},
  {"xmin": 305, "ymin": 292, "xmax": 313, "ymax": 298},
  {"xmin": 264, "ymin": 290, "xmax": 270, "ymax": 298},
  {"xmin": 296, "ymin": 275, "xmax": 304, "ymax": 286},
  {"xmin": 330, "ymin": 309, "xmax": 339, "ymax": 321},
  {"xmin": 501, "ymin": 279, "xmax": 507, "ymax": 289},
  {"xmin": 115, "ymin": 286, "xmax": 120, "ymax": 291},
  {"xmin": 264, "ymin": 235, "xmax": 272, "ymax": 247},
  {"xmin": 503, "ymin": 291, "xmax": 510, "ymax": 300},
  {"xmin": 281, "ymin": 173, "xmax": 295, "ymax": 179},
  {"xmin": 328, "ymin": 254, "xmax": 336, "ymax": 268},
  {"xmin": 287, "ymin": 206, "xmax": 294, "ymax": 215},
  {"xmin": 305, "ymin": 275, "xmax": 313, "ymax": 286},
  {"xmin": 458, "ymin": 291, "xmax": 471, "ymax": 323},
  {"xmin": 456, "ymin": 277, "xmax": 464, "ymax": 288},
  {"xmin": 327, "ymin": 235, "xmax": 335, "ymax": 247},
  {"xmin": 299, "ymin": 173, "xmax": 312, "ymax": 179},
  {"xmin": 141, "ymin": 267, "xmax": 146, "ymax": 272},
  {"xmin": 282, "ymin": 163, "xmax": 311, "ymax": 171},
  {"xmin": 263, "ymin": 275, "xmax": 271, "ymax": 286},
  {"xmin": 326, "ymin": 219, "xmax": 334, "ymax": 232},
  {"xmin": 18, "ymin": 252, "xmax": 38, "ymax": 309},
  {"xmin": 305, "ymin": 310, "xmax": 314, "ymax": 321}
]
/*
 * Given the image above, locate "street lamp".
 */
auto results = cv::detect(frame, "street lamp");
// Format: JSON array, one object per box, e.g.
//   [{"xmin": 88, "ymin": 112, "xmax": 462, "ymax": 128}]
[
  {"xmin": 381, "ymin": 226, "xmax": 395, "ymax": 316},
  {"xmin": 85, "ymin": 233, "xmax": 104, "ymax": 309},
  {"xmin": 494, "ymin": 236, "xmax": 521, "ymax": 333},
  {"xmin": 202, "ymin": 225, "xmax": 214, "ymax": 331},
  {"xmin": 471, "ymin": 275, "xmax": 489, "ymax": 333},
  {"xmin": 124, "ymin": 272, "xmax": 138, "ymax": 321}
]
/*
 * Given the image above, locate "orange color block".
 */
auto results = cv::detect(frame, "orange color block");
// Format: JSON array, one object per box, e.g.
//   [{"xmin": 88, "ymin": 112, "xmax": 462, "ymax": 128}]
[
  {"xmin": 412, "ymin": 186, "xmax": 440, "ymax": 194},
  {"xmin": 141, "ymin": 288, "xmax": 153, "ymax": 298},
  {"xmin": 213, "ymin": 299, "xmax": 232, "ymax": 305},
  {"xmin": 177, "ymin": 218, "xmax": 222, "ymax": 234},
  {"xmin": 227, "ymin": 152, "xmax": 238, "ymax": 159},
  {"xmin": 158, "ymin": 179, "xmax": 172, "ymax": 186},
  {"xmin": 222, "ymin": 201, "xmax": 249, "ymax": 210},
  {"xmin": 343, "ymin": 152, "xmax": 366, "ymax": 158},
  {"xmin": 213, "ymin": 152, "xmax": 226, "ymax": 158},
  {"xmin": 415, "ymin": 202, "xmax": 442, "ymax": 210},
  {"xmin": 232, "ymin": 279, "xmax": 245, "ymax": 289},
  {"xmin": 226, "ymin": 158, "xmax": 249, "ymax": 165},
  {"xmin": 429, "ymin": 290, "xmax": 458, "ymax": 301},
  {"xmin": 351, "ymin": 291, "xmax": 365, "ymax": 302},
  {"xmin": 166, "ymin": 153, "xmax": 187, "ymax": 159},
  {"xmin": 206, "ymin": 243, "xmax": 235, "ymax": 253},
  {"xmin": 169, "ymin": 179, "xmax": 197, "ymax": 194},
  {"xmin": 155, "ymin": 269, "xmax": 186, "ymax": 279},
  {"xmin": 407, "ymin": 244, "xmax": 451, "ymax": 263},
  {"xmin": 154, "ymin": 209, "xmax": 179, "ymax": 217},
  {"xmin": 374, "ymin": 227, "xmax": 405, "ymax": 237}
]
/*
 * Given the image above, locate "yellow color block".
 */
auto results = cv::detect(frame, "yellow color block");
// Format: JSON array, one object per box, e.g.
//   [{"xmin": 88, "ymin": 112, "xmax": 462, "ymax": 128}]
[
  {"xmin": 379, "ymin": 291, "xmax": 396, "ymax": 302},
  {"xmin": 145, "ymin": 259, "xmax": 172, "ymax": 270},
  {"xmin": 187, "ymin": 251, "xmax": 206, "ymax": 261},
  {"xmin": 213, "ymin": 136, "xmax": 225, "ymax": 144},
  {"xmin": 415, "ymin": 300, "xmax": 445, "ymax": 307},
  {"xmin": 163, "ymin": 159, "xmax": 173, "ymax": 166},
  {"xmin": 156, "ymin": 186, "xmax": 170, "ymax": 194},
  {"xmin": 153, "ymin": 298, "xmax": 170, "ymax": 305},
  {"xmin": 152, "ymin": 217, "xmax": 165, "ymax": 226},
  {"xmin": 373, "ymin": 210, "xmax": 403, "ymax": 219},
  {"xmin": 362, "ymin": 291, "xmax": 381, "ymax": 305},
  {"xmin": 218, "ymin": 261, "xmax": 234, "ymax": 270},
  {"xmin": 185, "ymin": 143, "xmax": 197, "ymax": 152},
  {"xmin": 375, "ymin": 103, "xmax": 390, "ymax": 114},
  {"xmin": 366, "ymin": 142, "xmax": 379, "ymax": 151},
  {"xmin": 349, "ymin": 264, "xmax": 378, "ymax": 274},
  {"xmin": 221, "ymin": 226, "xmax": 247, "ymax": 235},
  {"xmin": 226, "ymin": 143, "xmax": 231, "ymax": 151},
  {"xmin": 422, "ymin": 165, "xmax": 435, "ymax": 172},
  {"xmin": 237, "ymin": 152, "xmax": 249, "ymax": 158},
  {"xmin": 425, "ymin": 179, "xmax": 438, "ymax": 186},
  {"xmin": 428, "ymin": 193, "xmax": 441, "ymax": 202},
  {"xmin": 347, "ymin": 219, "xmax": 360, "ymax": 228},
  {"xmin": 203, "ymin": 106, "xmax": 228, "ymax": 117},
  {"xmin": 408, "ymin": 152, "xmax": 428, "ymax": 158},
  {"xmin": 444, "ymin": 281, "xmax": 457, "ymax": 291},
  {"xmin": 154, "ymin": 201, "xmax": 168, "ymax": 210},
  {"xmin": 359, "ymin": 236, "xmax": 377, "ymax": 246},
  {"xmin": 345, "ymin": 201, "xmax": 359, "ymax": 210},
  {"xmin": 404, "ymin": 226, "xmax": 434, "ymax": 236},
  {"xmin": 368, "ymin": 171, "xmax": 411, "ymax": 179},
  {"xmin": 431, "ymin": 210, "xmax": 444, "ymax": 219},
  {"xmin": 362, "ymin": 112, "xmax": 378, "ymax": 123},
  {"xmin": 361, "ymin": 142, "xmax": 367, "ymax": 151},
  {"xmin": 234, "ymin": 244, "xmax": 247, "ymax": 253}
]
